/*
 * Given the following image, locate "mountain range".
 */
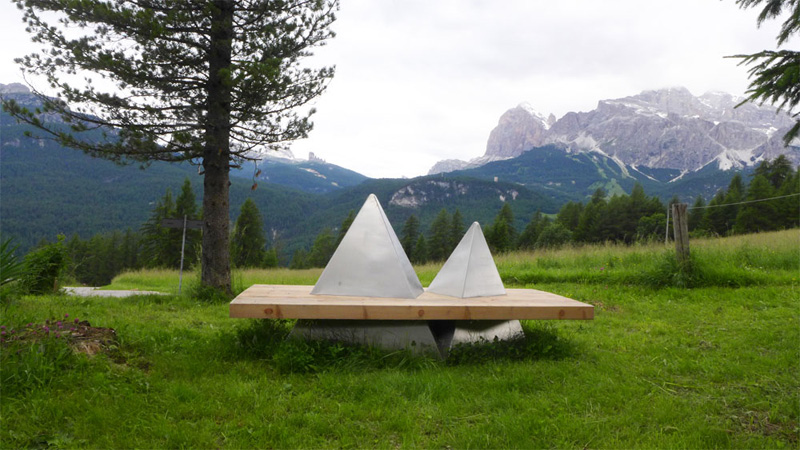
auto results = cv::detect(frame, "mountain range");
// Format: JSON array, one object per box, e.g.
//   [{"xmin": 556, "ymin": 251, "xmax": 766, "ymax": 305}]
[
  {"xmin": 429, "ymin": 87, "xmax": 799, "ymax": 175},
  {"xmin": 2, "ymin": 83, "xmax": 794, "ymax": 257}
]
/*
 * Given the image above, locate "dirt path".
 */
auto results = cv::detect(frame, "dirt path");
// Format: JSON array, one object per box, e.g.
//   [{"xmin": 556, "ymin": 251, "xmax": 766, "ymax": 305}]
[{"xmin": 64, "ymin": 287, "xmax": 165, "ymax": 297}]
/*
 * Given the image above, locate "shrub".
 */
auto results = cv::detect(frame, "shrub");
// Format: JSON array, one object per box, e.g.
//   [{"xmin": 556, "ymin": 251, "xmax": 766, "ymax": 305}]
[
  {"xmin": 0, "ymin": 237, "xmax": 25, "ymax": 286},
  {"xmin": 535, "ymin": 223, "xmax": 572, "ymax": 249},
  {"xmin": 20, "ymin": 235, "xmax": 69, "ymax": 294}
]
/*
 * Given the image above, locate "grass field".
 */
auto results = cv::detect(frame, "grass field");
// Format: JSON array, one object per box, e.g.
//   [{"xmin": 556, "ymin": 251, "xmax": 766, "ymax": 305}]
[{"xmin": 1, "ymin": 230, "xmax": 798, "ymax": 448}]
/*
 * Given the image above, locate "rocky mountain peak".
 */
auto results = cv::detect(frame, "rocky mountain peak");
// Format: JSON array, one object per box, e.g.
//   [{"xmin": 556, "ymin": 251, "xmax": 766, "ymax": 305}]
[
  {"xmin": 437, "ymin": 87, "xmax": 798, "ymax": 174},
  {"xmin": 484, "ymin": 103, "xmax": 551, "ymax": 159},
  {"xmin": 0, "ymin": 83, "xmax": 31, "ymax": 94}
]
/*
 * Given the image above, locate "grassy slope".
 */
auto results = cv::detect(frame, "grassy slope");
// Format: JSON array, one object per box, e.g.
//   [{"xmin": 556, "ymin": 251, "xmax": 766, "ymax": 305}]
[{"xmin": 1, "ymin": 230, "xmax": 798, "ymax": 448}]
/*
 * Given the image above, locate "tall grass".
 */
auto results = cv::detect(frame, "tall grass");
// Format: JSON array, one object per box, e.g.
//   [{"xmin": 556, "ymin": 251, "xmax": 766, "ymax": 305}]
[
  {"xmin": 497, "ymin": 229, "xmax": 799, "ymax": 288},
  {"xmin": 2, "ymin": 229, "xmax": 798, "ymax": 447},
  {"xmin": 102, "ymin": 229, "xmax": 799, "ymax": 294}
]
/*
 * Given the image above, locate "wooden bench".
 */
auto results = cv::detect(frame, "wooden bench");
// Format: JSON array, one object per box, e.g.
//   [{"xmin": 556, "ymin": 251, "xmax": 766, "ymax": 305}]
[
  {"xmin": 230, "ymin": 285, "xmax": 594, "ymax": 320},
  {"xmin": 230, "ymin": 285, "xmax": 594, "ymax": 357}
]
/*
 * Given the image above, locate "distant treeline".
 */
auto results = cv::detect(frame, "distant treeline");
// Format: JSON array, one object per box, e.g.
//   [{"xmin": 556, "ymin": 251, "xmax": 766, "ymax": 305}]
[
  {"xmin": 53, "ymin": 178, "xmax": 279, "ymax": 286},
  {"xmin": 294, "ymin": 155, "xmax": 800, "ymax": 266},
  {"xmin": 14, "ymin": 156, "xmax": 799, "ymax": 285}
]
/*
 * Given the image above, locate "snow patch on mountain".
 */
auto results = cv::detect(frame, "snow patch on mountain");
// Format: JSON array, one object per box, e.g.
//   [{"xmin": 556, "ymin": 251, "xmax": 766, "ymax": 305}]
[{"xmin": 430, "ymin": 87, "xmax": 798, "ymax": 175}]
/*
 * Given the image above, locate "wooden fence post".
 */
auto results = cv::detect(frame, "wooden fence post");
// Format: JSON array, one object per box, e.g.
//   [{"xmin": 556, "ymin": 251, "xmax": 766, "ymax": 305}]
[{"xmin": 672, "ymin": 203, "xmax": 690, "ymax": 266}]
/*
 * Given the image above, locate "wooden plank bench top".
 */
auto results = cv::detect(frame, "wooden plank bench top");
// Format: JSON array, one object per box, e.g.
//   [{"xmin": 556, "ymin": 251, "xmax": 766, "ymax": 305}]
[{"xmin": 230, "ymin": 285, "xmax": 594, "ymax": 321}]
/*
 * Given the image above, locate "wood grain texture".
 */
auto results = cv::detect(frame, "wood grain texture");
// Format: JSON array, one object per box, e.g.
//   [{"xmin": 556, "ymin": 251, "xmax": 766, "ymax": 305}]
[{"xmin": 230, "ymin": 285, "xmax": 594, "ymax": 320}]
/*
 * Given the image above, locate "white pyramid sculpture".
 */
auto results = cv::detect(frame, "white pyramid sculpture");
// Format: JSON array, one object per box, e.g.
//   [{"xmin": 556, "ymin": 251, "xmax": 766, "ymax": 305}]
[
  {"xmin": 311, "ymin": 194, "xmax": 423, "ymax": 298},
  {"xmin": 427, "ymin": 221, "xmax": 506, "ymax": 298}
]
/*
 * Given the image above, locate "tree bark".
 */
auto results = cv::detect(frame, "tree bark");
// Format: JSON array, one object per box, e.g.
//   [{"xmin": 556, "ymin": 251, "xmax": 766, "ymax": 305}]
[{"xmin": 202, "ymin": 0, "xmax": 235, "ymax": 295}]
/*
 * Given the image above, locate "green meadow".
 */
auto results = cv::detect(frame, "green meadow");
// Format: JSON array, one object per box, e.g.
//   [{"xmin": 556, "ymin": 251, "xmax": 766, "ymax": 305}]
[{"xmin": 1, "ymin": 230, "xmax": 798, "ymax": 448}]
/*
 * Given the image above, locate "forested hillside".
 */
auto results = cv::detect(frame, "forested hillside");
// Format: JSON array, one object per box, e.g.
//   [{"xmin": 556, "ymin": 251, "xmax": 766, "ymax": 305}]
[{"xmin": 449, "ymin": 144, "xmax": 751, "ymax": 203}]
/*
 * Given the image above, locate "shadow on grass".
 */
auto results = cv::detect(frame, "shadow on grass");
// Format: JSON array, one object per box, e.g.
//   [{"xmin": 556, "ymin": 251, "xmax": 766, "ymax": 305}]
[{"xmin": 223, "ymin": 319, "xmax": 577, "ymax": 374}]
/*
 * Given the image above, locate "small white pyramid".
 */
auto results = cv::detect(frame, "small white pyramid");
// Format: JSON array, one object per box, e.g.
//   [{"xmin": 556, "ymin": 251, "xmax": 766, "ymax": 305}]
[
  {"xmin": 311, "ymin": 194, "xmax": 423, "ymax": 298},
  {"xmin": 427, "ymin": 222, "xmax": 506, "ymax": 298}
]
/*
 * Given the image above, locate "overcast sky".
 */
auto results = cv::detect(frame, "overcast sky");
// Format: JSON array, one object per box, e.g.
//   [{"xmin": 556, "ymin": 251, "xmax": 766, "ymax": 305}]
[{"xmin": 0, "ymin": 1, "xmax": 795, "ymax": 178}]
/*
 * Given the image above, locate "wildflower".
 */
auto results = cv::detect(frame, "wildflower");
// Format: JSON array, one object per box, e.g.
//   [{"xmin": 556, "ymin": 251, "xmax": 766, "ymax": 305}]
[
  {"xmin": 74, "ymin": 319, "xmax": 79, "ymax": 324},
  {"xmin": 1, "ymin": 331, "xmax": 5, "ymax": 336},
  {"xmin": 64, "ymin": 314, "xmax": 69, "ymax": 318},
  {"xmin": 0, "ymin": 326, "xmax": 5, "ymax": 330},
  {"xmin": 27, "ymin": 323, "xmax": 32, "ymax": 327}
]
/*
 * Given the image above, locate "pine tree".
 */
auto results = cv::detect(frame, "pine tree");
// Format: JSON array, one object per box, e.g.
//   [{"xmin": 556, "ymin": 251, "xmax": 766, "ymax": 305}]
[
  {"xmin": 774, "ymin": 167, "xmax": 800, "ymax": 228},
  {"xmin": 428, "ymin": 209, "xmax": 452, "ymax": 261},
  {"xmin": 140, "ymin": 189, "xmax": 177, "ymax": 267},
  {"xmin": 412, "ymin": 234, "xmax": 428, "ymax": 265},
  {"xmin": 755, "ymin": 154, "xmax": 794, "ymax": 189},
  {"xmin": 308, "ymin": 228, "xmax": 336, "ymax": 268},
  {"xmin": 735, "ymin": 175, "xmax": 778, "ymax": 233},
  {"xmin": 449, "ymin": 209, "xmax": 465, "ymax": 252},
  {"xmin": 263, "ymin": 248, "xmax": 279, "ymax": 268},
  {"xmin": 487, "ymin": 203, "xmax": 517, "ymax": 252},
  {"xmin": 289, "ymin": 248, "xmax": 310, "ymax": 270},
  {"xmin": 733, "ymin": 0, "xmax": 800, "ymax": 144},
  {"xmin": 723, "ymin": 173, "xmax": 746, "ymax": 231},
  {"xmin": 699, "ymin": 190, "xmax": 727, "ymax": 236},
  {"xmin": 400, "ymin": 215, "xmax": 420, "ymax": 257},
  {"xmin": 688, "ymin": 195, "xmax": 706, "ymax": 232},
  {"xmin": 556, "ymin": 201, "xmax": 583, "ymax": 232},
  {"xmin": 335, "ymin": 210, "xmax": 356, "ymax": 246},
  {"xmin": 174, "ymin": 178, "xmax": 201, "ymax": 268},
  {"xmin": 3, "ymin": 0, "xmax": 338, "ymax": 294},
  {"xmin": 518, "ymin": 211, "xmax": 549, "ymax": 250},
  {"xmin": 231, "ymin": 198, "xmax": 267, "ymax": 268},
  {"xmin": 574, "ymin": 189, "xmax": 606, "ymax": 243}
]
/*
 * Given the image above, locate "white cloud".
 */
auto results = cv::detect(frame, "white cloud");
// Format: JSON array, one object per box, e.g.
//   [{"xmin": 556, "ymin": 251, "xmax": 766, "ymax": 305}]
[{"xmin": 1, "ymin": 0, "xmax": 796, "ymax": 178}]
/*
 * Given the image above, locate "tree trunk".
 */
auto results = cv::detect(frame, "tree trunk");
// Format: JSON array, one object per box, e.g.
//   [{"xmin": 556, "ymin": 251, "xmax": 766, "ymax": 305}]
[{"xmin": 201, "ymin": 0, "xmax": 235, "ymax": 295}]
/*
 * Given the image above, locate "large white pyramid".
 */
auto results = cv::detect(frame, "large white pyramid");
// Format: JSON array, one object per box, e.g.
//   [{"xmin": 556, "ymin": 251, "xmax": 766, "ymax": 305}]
[
  {"xmin": 311, "ymin": 194, "xmax": 423, "ymax": 298},
  {"xmin": 427, "ymin": 221, "xmax": 506, "ymax": 298}
]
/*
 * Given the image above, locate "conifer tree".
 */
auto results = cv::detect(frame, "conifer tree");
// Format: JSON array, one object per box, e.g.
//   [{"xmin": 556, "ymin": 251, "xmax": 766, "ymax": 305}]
[
  {"xmin": 735, "ymin": 175, "xmax": 778, "ymax": 233},
  {"xmin": 428, "ymin": 209, "xmax": 452, "ymax": 261},
  {"xmin": 400, "ymin": 215, "xmax": 420, "ymax": 257},
  {"xmin": 449, "ymin": 209, "xmax": 465, "ymax": 252},
  {"xmin": 174, "ymin": 178, "xmax": 201, "ymax": 267},
  {"xmin": 4, "ymin": 0, "xmax": 338, "ymax": 294},
  {"xmin": 774, "ymin": 166, "xmax": 800, "ymax": 228},
  {"xmin": 308, "ymin": 228, "xmax": 336, "ymax": 268},
  {"xmin": 723, "ymin": 173, "xmax": 746, "ymax": 230},
  {"xmin": 412, "ymin": 234, "xmax": 428, "ymax": 265},
  {"xmin": 699, "ymin": 190, "xmax": 728, "ymax": 236},
  {"xmin": 140, "ymin": 189, "xmax": 178, "ymax": 267},
  {"xmin": 733, "ymin": 0, "xmax": 800, "ymax": 144},
  {"xmin": 556, "ymin": 201, "xmax": 583, "ymax": 232},
  {"xmin": 518, "ymin": 211, "xmax": 549, "ymax": 250},
  {"xmin": 231, "ymin": 198, "xmax": 267, "ymax": 268},
  {"xmin": 486, "ymin": 203, "xmax": 517, "ymax": 252},
  {"xmin": 574, "ymin": 189, "xmax": 607, "ymax": 243},
  {"xmin": 688, "ymin": 195, "xmax": 706, "ymax": 232},
  {"xmin": 289, "ymin": 248, "xmax": 310, "ymax": 270},
  {"xmin": 336, "ymin": 210, "xmax": 356, "ymax": 246},
  {"xmin": 755, "ymin": 154, "xmax": 794, "ymax": 189}
]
